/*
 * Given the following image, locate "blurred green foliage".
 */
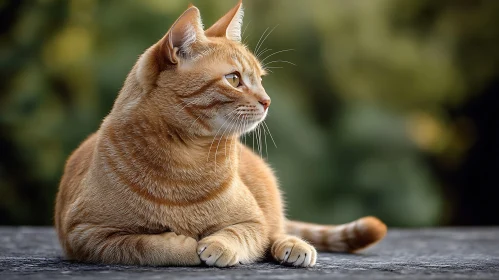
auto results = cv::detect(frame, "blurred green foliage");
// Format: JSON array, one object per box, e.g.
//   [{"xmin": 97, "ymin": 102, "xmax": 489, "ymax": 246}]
[{"xmin": 1, "ymin": 0, "xmax": 499, "ymax": 226}]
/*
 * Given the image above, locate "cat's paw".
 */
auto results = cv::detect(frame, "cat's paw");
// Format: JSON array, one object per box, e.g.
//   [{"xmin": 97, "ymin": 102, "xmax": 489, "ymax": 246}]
[
  {"xmin": 160, "ymin": 232, "xmax": 201, "ymax": 265},
  {"xmin": 271, "ymin": 235, "xmax": 317, "ymax": 267},
  {"xmin": 197, "ymin": 237, "xmax": 239, "ymax": 267}
]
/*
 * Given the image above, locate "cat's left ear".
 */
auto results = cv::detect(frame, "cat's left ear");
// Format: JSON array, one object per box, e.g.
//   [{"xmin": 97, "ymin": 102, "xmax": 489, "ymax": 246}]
[
  {"xmin": 136, "ymin": 5, "xmax": 206, "ymax": 89},
  {"xmin": 205, "ymin": 0, "xmax": 244, "ymax": 42},
  {"xmin": 161, "ymin": 5, "xmax": 207, "ymax": 64}
]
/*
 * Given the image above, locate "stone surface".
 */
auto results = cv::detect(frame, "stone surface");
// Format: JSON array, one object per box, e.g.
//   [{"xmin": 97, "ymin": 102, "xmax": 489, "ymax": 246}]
[{"xmin": 0, "ymin": 227, "xmax": 498, "ymax": 279}]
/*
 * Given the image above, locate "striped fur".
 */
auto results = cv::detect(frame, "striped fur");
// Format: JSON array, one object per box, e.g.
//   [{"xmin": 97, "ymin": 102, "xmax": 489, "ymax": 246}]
[
  {"xmin": 54, "ymin": 2, "xmax": 386, "ymax": 268},
  {"xmin": 287, "ymin": 217, "xmax": 387, "ymax": 252}
]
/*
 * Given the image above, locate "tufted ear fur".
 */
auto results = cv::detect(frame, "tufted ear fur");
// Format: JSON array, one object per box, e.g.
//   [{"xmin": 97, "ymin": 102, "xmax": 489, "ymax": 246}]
[
  {"xmin": 205, "ymin": 0, "xmax": 244, "ymax": 42},
  {"xmin": 135, "ymin": 5, "xmax": 207, "ymax": 89},
  {"xmin": 160, "ymin": 5, "xmax": 207, "ymax": 65}
]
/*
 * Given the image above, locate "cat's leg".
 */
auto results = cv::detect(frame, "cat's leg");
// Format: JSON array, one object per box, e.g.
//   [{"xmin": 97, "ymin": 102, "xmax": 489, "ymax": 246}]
[
  {"xmin": 270, "ymin": 235, "xmax": 317, "ymax": 267},
  {"xmin": 66, "ymin": 225, "xmax": 200, "ymax": 266},
  {"xmin": 197, "ymin": 220, "xmax": 267, "ymax": 267}
]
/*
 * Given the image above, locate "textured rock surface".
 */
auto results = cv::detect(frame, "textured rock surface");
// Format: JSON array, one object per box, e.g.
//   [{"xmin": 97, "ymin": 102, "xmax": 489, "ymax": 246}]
[{"xmin": 1, "ymin": 227, "xmax": 498, "ymax": 279}]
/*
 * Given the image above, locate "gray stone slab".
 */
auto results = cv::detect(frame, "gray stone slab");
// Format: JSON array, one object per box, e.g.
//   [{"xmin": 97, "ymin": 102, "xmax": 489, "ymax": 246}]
[{"xmin": 0, "ymin": 227, "xmax": 498, "ymax": 279}]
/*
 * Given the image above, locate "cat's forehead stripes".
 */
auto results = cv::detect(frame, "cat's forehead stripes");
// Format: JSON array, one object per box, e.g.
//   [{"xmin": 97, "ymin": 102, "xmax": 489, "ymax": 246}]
[{"xmin": 233, "ymin": 50, "xmax": 263, "ymax": 76}]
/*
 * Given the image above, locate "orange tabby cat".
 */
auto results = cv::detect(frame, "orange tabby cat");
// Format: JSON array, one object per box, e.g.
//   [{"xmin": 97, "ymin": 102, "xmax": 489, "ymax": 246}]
[{"xmin": 55, "ymin": 1, "xmax": 387, "ymax": 267}]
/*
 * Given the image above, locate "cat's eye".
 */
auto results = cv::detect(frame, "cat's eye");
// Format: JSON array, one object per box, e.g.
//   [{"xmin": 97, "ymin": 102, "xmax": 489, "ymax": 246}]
[{"xmin": 225, "ymin": 73, "xmax": 242, "ymax": 88}]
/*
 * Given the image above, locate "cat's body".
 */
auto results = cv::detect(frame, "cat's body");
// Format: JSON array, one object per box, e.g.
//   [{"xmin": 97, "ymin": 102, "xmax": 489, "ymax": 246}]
[{"xmin": 55, "ymin": 1, "xmax": 387, "ymax": 267}]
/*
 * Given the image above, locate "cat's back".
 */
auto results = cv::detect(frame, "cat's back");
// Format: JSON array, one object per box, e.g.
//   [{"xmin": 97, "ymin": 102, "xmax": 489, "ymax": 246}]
[{"xmin": 55, "ymin": 133, "xmax": 97, "ymax": 233}]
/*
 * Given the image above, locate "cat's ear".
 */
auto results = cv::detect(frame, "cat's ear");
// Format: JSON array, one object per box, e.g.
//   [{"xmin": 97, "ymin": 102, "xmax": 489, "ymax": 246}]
[
  {"xmin": 160, "ymin": 5, "xmax": 207, "ymax": 64},
  {"xmin": 205, "ymin": 0, "xmax": 244, "ymax": 42},
  {"xmin": 135, "ymin": 5, "xmax": 206, "ymax": 89}
]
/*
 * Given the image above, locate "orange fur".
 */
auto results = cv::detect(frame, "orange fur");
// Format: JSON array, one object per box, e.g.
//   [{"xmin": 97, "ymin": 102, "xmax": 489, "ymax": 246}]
[{"xmin": 55, "ymin": 1, "xmax": 386, "ymax": 268}]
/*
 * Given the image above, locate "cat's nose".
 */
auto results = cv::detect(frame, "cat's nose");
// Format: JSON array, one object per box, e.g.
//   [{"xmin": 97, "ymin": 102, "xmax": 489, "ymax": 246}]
[{"xmin": 258, "ymin": 98, "xmax": 271, "ymax": 110}]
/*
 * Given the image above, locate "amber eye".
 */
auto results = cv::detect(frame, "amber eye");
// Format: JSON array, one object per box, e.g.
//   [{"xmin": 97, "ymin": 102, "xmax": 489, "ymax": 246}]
[{"xmin": 225, "ymin": 73, "xmax": 241, "ymax": 88}]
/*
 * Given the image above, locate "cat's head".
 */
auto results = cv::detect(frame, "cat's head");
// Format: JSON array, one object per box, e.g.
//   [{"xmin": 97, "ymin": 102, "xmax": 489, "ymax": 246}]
[{"xmin": 130, "ymin": 1, "xmax": 270, "ymax": 138}]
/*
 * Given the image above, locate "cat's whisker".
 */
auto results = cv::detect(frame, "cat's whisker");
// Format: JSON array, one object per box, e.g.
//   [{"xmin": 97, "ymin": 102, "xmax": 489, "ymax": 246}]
[
  {"xmin": 187, "ymin": 115, "xmax": 202, "ymax": 131},
  {"xmin": 263, "ymin": 60, "xmax": 295, "ymax": 74},
  {"xmin": 256, "ymin": 125, "xmax": 260, "ymax": 157},
  {"xmin": 242, "ymin": 118, "xmax": 249, "ymax": 158},
  {"xmin": 236, "ymin": 116, "xmax": 245, "ymax": 158},
  {"xmin": 263, "ymin": 67, "xmax": 282, "ymax": 74},
  {"xmin": 263, "ymin": 120, "xmax": 277, "ymax": 148},
  {"xmin": 260, "ymin": 49, "xmax": 294, "ymax": 64},
  {"xmin": 224, "ymin": 120, "xmax": 233, "ymax": 157},
  {"xmin": 258, "ymin": 124, "xmax": 263, "ymax": 158},
  {"xmin": 252, "ymin": 125, "xmax": 257, "ymax": 155},
  {"xmin": 241, "ymin": 20, "xmax": 252, "ymax": 44},
  {"xmin": 228, "ymin": 114, "xmax": 242, "ymax": 162},
  {"xmin": 263, "ymin": 123, "xmax": 268, "ymax": 158},
  {"xmin": 255, "ymin": 48, "xmax": 272, "ymax": 59},
  {"xmin": 226, "ymin": 117, "xmax": 238, "ymax": 169},
  {"xmin": 263, "ymin": 60, "xmax": 296, "ymax": 68},
  {"xmin": 184, "ymin": 131, "xmax": 195, "ymax": 143},
  {"xmin": 255, "ymin": 25, "xmax": 279, "ymax": 57},
  {"xmin": 183, "ymin": 97, "xmax": 217, "ymax": 142},
  {"xmin": 261, "ymin": 125, "xmax": 266, "ymax": 157},
  {"xmin": 185, "ymin": 112, "xmax": 207, "ymax": 142},
  {"xmin": 257, "ymin": 48, "xmax": 272, "ymax": 59},
  {"xmin": 173, "ymin": 98, "xmax": 201, "ymax": 117},
  {"xmin": 215, "ymin": 113, "xmax": 238, "ymax": 170},
  {"xmin": 254, "ymin": 27, "xmax": 270, "ymax": 56},
  {"xmin": 224, "ymin": 107, "xmax": 240, "ymax": 118},
  {"xmin": 239, "ymin": 116, "xmax": 246, "ymax": 133},
  {"xmin": 207, "ymin": 107, "xmax": 239, "ymax": 163},
  {"xmin": 216, "ymin": 113, "xmax": 235, "ymax": 162},
  {"xmin": 235, "ymin": 115, "xmax": 244, "ymax": 137},
  {"xmin": 208, "ymin": 118, "xmax": 228, "ymax": 163},
  {"xmin": 225, "ymin": 114, "xmax": 239, "ymax": 157},
  {"xmin": 254, "ymin": 124, "xmax": 261, "ymax": 158},
  {"xmin": 240, "ymin": 117, "xmax": 247, "ymax": 151},
  {"xmin": 240, "ymin": 118, "xmax": 247, "ymax": 158},
  {"xmin": 229, "ymin": 115, "xmax": 243, "ymax": 164},
  {"xmin": 228, "ymin": 119, "xmax": 237, "ymax": 164},
  {"xmin": 252, "ymin": 122, "xmax": 255, "ymax": 152}
]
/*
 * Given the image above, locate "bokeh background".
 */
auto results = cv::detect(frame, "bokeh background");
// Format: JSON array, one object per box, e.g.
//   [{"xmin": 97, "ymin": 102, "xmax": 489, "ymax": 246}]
[{"xmin": 1, "ymin": 0, "xmax": 499, "ymax": 227}]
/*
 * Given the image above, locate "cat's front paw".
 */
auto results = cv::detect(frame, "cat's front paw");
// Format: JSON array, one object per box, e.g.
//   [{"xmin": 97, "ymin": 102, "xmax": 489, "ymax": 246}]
[
  {"xmin": 271, "ymin": 235, "xmax": 317, "ymax": 267},
  {"xmin": 197, "ymin": 237, "xmax": 239, "ymax": 267},
  {"xmin": 160, "ymin": 232, "xmax": 201, "ymax": 265}
]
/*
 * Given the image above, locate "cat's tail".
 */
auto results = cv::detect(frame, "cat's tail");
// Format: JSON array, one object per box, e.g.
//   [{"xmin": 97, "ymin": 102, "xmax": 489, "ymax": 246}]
[{"xmin": 286, "ymin": 216, "xmax": 387, "ymax": 252}]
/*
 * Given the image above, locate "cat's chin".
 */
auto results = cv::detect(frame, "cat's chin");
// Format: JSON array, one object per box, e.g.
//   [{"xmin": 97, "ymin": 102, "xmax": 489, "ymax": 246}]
[
  {"xmin": 210, "ymin": 112, "xmax": 267, "ymax": 136},
  {"xmin": 238, "ymin": 112, "xmax": 268, "ymax": 134},
  {"xmin": 233, "ymin": 113, "xmax": 267, "ymax": 135},
  {"xmin": 242, "ymin": 121, "xmax": 262, "ymax": 133}
]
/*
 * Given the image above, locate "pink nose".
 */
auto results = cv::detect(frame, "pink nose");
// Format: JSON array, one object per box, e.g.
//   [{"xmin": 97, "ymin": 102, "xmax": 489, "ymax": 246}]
[{"xmin": 259, "ymin": 98, "xmax": 271, "ymax": 110}]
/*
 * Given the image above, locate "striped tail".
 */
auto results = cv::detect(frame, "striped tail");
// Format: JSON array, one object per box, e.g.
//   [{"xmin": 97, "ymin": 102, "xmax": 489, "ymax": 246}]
[{"xmin": 286, "ymin": 216, "xmax": 387, "ymax": 252}]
